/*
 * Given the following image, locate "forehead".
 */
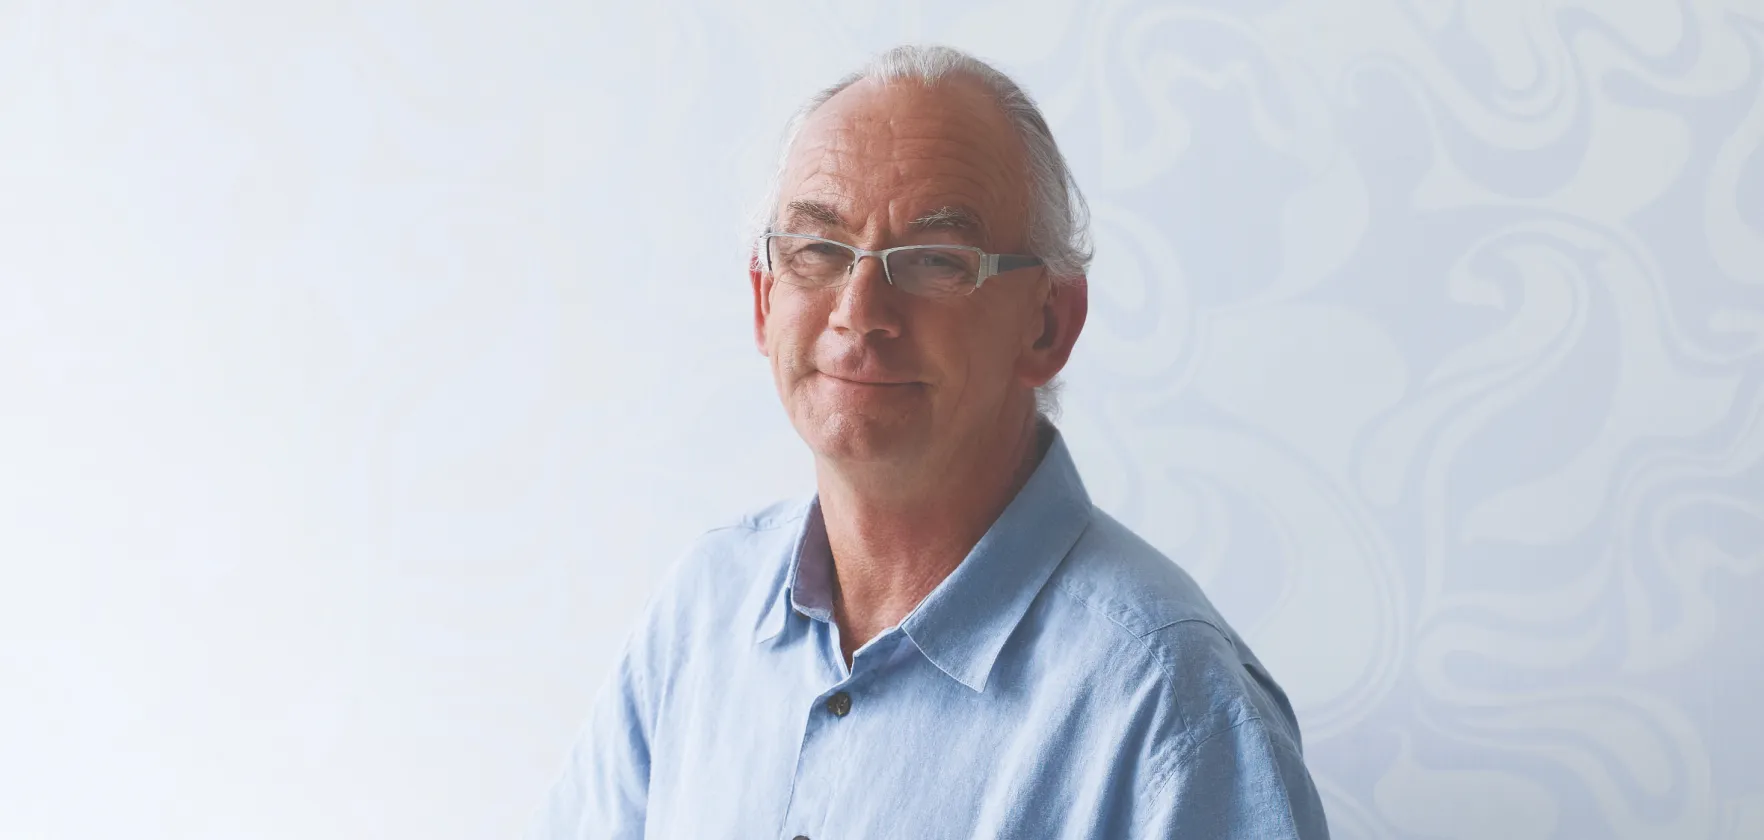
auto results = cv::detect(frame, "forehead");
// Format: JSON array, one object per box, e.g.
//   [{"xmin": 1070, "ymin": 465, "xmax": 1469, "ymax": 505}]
[{"xmin": 777, "ymin": 76, "xmax": 1029, "ymax": 242}]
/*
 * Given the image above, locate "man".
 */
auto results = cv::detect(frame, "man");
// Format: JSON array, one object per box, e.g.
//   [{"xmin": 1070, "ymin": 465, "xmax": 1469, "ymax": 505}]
[{"xmin": 532, "ymin": 45, "xmax": 1329, "ymax": 838}]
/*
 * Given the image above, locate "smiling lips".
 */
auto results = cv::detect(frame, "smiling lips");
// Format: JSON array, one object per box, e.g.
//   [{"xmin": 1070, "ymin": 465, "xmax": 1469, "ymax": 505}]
[
  {"xmin": 815, "ymin": 353, "xmax": 922, "ymax": 388},
  {"xmin": 822, "ymin": 371, "xmax": 919, "ymax": 387}
]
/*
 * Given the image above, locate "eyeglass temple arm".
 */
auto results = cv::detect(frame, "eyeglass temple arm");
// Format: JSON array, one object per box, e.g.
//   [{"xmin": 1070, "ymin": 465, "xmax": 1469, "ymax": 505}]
[{"xmin": 985, "ymin": 254, "xmax": 1045, "ymax": 277}]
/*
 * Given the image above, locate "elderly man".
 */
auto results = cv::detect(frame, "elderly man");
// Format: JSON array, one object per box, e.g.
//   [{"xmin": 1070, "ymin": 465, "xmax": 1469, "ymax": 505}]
[{"xmin": 532, "ymin": 45, "xmax": 1329, "ymax": 838}]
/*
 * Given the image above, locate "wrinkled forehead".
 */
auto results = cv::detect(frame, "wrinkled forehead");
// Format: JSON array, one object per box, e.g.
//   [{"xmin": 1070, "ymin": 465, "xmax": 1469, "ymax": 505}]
[{"xmin": 776, "ymin": 76, "xmax": 1031, "ymax": 248}]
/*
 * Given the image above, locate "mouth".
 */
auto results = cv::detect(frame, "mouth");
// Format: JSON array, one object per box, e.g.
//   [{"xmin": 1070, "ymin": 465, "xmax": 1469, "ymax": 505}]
[{"xmin": 821, "ymin": 372, "xmax": 920, "ymax": 387}]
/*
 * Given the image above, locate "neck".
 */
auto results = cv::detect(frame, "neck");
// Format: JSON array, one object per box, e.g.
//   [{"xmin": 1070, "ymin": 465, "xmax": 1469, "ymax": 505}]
[{"xmin": 815, "ymin": 408, "xmax": 1050, "ymax": 665}]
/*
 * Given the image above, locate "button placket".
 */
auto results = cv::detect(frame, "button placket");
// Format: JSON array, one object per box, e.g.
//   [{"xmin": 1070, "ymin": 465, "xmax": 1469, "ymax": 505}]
[{"xmin": 779, "ymin": 632, "xmax": 898, "ymax": 838}]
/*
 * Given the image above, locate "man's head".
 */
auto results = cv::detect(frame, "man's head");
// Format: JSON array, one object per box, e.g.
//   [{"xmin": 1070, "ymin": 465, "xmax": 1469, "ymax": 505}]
[{"xmin": 750, "ymin": 46, "xmax": 1091, "ymax": 482}]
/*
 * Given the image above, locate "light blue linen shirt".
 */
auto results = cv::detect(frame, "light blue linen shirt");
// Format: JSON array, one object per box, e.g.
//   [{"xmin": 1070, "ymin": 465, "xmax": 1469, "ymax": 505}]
[{"xmin": 531, "ymin": 428, "xmax": 1329, "ymax": 838}]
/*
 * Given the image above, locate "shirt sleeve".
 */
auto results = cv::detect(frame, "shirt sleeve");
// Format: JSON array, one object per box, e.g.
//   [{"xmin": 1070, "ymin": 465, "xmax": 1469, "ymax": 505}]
[
  {"xmin": 524, "ymin": 632, "xmax": 653, "ymax": 840},
  {"xmin": 1137, "ymin": 715, "xmax": 1331, "ymax": 839}
]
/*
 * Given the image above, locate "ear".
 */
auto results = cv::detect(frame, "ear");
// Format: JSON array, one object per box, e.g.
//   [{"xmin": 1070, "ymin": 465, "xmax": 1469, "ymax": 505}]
[
  {"xmin": 1017, "ymin": 275, "xmax": 1088, "ymax": 388},
  {"xmin": 750, "ymin": 250, "xmax": 773, "ymax": 357}
]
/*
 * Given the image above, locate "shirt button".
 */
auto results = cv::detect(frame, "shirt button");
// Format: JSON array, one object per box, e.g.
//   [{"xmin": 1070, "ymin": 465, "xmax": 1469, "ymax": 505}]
[
  {"xmin": 826, "ymin": 691, "xmax": 852, "ymax": 717},
  {"xmin": 793, "ymin": 836, "xmax": 810, "ymax": 840}
]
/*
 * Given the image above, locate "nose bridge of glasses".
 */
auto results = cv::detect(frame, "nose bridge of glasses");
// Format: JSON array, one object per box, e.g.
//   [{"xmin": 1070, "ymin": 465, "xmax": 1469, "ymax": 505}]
[{"xmin": 844, "ymin": 246, "xmax": 892, "ymax": 283}]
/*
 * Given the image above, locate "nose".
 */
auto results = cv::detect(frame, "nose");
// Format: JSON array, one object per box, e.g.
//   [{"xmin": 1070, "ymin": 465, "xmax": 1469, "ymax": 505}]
[{"xmin": 827, "ymin": 254, "xmax": 903, "ymax": 339}]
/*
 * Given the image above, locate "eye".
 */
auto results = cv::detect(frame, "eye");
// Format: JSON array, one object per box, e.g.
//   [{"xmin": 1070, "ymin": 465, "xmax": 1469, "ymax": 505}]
[
  {"xmin": 909, "ymin": 251, "xmax": 963, "ymax": 269},
  {"xmin": 776, "ymin": 239, "xmax": 846, "ymax": 267}
]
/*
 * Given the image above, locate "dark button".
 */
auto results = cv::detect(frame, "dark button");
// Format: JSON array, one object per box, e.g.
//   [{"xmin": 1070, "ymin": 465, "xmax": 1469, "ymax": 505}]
[
  {"xmin": 826, "ymin": 691, "xmax": 852, "ymax": 717},
  {"xmin": 793, "ymin": 836, "xmax": 810, "ymax": 840}
]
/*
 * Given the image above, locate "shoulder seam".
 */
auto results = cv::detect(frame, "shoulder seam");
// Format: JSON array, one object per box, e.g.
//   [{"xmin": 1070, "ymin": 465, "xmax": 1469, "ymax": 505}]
[
  {"xmin": 1047, "ymin": 582, "xmax": 1267, "ymax": 765},
  {"xmin": 1050, "ymin": 578, "xmax": 1164, "ymax": 669},
  {"xmin": 1141, "ymin": 615, "xmax": 1231, "ymax": 642},
  {"xmin": 1049, "ymin": 579, "xmax": 1192, "ymax": 733},
  {"xmin": 1050, "ymin": 578, "xmax": 1233, "ymax": 644}
]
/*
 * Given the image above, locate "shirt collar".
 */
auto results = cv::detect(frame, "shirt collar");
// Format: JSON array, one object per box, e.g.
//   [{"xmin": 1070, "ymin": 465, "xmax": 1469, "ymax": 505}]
[
  {"xmin": 750, "ymin": 500, "xmax": 827, "ymax": 645},
  {"xmin": 752, "ymin": 424, "xmax": 1094, "ymax": 693}
]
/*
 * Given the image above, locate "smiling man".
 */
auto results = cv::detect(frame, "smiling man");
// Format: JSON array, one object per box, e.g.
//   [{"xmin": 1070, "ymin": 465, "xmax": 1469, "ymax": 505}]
[{"xmin": 531, "ymin": 45, "xmax": 1329, "ymax": 839}]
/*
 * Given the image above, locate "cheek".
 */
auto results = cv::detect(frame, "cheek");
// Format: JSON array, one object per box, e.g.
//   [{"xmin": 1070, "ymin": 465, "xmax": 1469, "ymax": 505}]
[
  {"xmin": 967, "ymin": 309, "xmax": 1028, "ymax": 368},
  {"xmin": 765, "ymin": 290, "xmax": 827, "ymax": 371},
  {"xmin": 924, "ymin": 309, "xmax": 1017, "ymax": 391}
]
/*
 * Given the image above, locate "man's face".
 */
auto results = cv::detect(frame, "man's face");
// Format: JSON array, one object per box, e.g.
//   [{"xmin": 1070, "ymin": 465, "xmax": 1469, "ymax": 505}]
[{"xmin": 752, "ymin": 77, "xmax": 1072, "ymax": 471}]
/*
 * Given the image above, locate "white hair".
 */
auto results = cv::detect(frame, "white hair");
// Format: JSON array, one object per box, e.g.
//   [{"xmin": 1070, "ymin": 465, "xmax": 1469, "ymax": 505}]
[
  {"xmin": 751, "ymin": 45, "xmax": 1092, "ymax": 279},
  {"xmin": 750, "ymin": 44, "xmax": 1091, "ymax": 417}
]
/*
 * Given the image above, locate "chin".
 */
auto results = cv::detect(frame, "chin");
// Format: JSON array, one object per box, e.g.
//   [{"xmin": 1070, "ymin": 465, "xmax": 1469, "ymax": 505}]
[{"xmin": 795, "ymin": 406, "xmax": 927, "ymax": 464}]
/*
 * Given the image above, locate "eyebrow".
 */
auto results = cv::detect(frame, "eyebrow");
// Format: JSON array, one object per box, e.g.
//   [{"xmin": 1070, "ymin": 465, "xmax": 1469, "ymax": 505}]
[
  {"xmin": 778, "ymin": 200, "xmax": 989, "ymax": 243},
  {"xmin": 782, "ymin": 199, "xmax": 845, "ymax": 231},
  {"xmin": 907, "ymin": 206, "xmax": 984, "ymax": 234}
]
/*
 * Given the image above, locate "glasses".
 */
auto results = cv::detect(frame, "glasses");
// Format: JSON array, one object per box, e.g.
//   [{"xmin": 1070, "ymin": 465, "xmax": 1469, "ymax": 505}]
[{"xmin": 761, "ymin": 232, "xmax": 1044, "ymax": 298}]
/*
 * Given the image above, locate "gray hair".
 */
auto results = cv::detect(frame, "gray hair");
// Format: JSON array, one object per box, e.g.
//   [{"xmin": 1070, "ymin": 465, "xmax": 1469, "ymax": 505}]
[
  {"xmin": 750, "ymin": 44, "xmax": 1093, "ymax": 282},
  {"xmin": 750, "ymin": 45, "xmax": 1091, "ymax": 419}
]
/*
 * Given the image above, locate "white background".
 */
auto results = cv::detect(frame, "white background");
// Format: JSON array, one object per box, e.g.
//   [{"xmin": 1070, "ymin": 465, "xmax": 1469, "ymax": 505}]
[{"xmin": 2, "ymin": 1, "xmax": 1762, "ymax": 838}]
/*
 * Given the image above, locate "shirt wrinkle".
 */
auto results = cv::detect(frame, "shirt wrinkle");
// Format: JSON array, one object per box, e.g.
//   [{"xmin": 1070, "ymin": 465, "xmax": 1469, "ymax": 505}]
[{"xmin": 1136, "ymin": 715, "xmax": 1303, "ymax": 837}]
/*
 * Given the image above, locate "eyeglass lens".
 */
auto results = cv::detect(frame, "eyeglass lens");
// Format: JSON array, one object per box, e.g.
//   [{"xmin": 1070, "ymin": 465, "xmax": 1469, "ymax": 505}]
[{"xmin": 769, "ymin": 237, "xmax": 981, "ymax": 297}]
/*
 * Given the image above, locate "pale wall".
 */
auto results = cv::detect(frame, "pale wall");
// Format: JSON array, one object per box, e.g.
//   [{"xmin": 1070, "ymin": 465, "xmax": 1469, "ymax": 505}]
[{"xmin": 2, "ymin": 1, "xmax": 1761, "ymax": 837}]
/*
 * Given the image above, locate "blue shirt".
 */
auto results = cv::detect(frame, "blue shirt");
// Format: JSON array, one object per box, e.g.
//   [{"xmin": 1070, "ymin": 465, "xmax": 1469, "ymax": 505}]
[{"xmin": 530, "ymin": 429, "xmax": 1329, "ymax": 838}]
